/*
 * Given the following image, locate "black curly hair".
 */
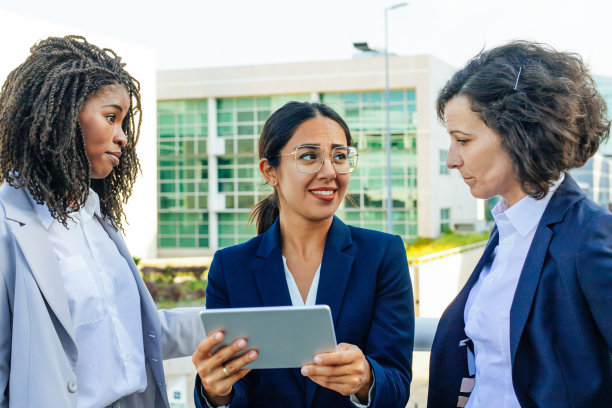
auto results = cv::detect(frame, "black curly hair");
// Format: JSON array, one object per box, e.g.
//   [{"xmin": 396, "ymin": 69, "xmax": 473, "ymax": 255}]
[
  {"xmin": 0, "ymin": 35, "xmax": 142, "ymax": 229},
  {"xmin": 437, "ymin": 40, "xmax": 610, "ymax": 199}
]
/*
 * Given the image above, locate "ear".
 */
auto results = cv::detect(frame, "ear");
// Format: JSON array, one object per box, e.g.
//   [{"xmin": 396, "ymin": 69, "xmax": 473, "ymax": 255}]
[{"xmin": 259, "ymin": 158, "xmax": 277, "ymax": 187}]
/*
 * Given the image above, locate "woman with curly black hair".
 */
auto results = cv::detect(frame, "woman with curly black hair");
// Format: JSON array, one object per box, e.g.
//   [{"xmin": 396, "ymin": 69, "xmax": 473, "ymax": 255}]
[
  {"xmin": 0, "ymin": 36, "xmax": 202, "ymax": 408},
  {"xmin": 428, "ymin": 41, "xmax": 612, "ymax": 408}
]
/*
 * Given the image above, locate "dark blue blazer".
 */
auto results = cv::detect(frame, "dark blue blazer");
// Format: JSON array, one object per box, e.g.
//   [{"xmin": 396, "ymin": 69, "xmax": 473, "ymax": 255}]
[
  {"xmin": 428, "ymin": 175, "xmax": 612, "ymax": 408},
  {"xmin": 195, "ymin": 216, "xmax": 414, "ymax": 408}
]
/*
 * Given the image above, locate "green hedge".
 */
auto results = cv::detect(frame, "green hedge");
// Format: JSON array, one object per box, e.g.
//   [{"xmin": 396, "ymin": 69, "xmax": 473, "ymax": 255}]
[{"xmin": 406, "ymin": 231, "xmax": 491, "ymax": 258}]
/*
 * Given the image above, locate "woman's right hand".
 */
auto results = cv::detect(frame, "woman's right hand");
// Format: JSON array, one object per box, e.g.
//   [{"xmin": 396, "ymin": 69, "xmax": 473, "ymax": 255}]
[{"xmin": 192, "ymin": 331, "xmax": 258, "ymax": 406}]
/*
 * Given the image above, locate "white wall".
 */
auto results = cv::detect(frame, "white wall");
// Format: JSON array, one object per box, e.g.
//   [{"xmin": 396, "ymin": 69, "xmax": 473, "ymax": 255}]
[
  {"xmin": 412, "ymin": 244, "xmax": 486, "ymax": 317},
  {"xmin": 0, "ymin": 9, "xmax": 158, "ymax": 258}
]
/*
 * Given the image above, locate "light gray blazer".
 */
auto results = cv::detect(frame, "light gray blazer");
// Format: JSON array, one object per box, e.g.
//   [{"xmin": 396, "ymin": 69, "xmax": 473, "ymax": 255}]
[{"xmin": 0, "ymin": 183, "xmax": 204, "ymax": 407}]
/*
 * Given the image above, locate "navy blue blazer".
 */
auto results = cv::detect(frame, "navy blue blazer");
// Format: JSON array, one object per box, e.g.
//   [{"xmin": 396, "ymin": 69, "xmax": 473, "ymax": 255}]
[
  {"xmin": 428, "ymin": 175, "xmax": 612, "ymax": 408},
  {"xmin": 195, "ymin": 216, "xmax": 414, "ymax": 408}
]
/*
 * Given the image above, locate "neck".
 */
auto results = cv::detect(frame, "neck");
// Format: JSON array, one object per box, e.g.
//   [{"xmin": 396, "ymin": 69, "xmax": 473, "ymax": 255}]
[{"xmin": 278, "ymin": 213, "xmax": 332, "ymax": 261}]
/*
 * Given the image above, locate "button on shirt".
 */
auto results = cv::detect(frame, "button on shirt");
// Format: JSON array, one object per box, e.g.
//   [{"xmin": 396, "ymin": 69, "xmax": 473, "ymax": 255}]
[
  {"xmin": 29, "ymin": 190, "xmax": 146, "ymax": 408},
  {"xmin": 463, "ymin": 176, "xmax": 563, "ymax": 408}
]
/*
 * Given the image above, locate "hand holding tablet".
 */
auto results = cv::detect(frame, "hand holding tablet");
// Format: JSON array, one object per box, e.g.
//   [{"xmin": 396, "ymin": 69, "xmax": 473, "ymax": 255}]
[{"xmin": 199, "ymin": 305, "xmax": 337, "ymax": 369}]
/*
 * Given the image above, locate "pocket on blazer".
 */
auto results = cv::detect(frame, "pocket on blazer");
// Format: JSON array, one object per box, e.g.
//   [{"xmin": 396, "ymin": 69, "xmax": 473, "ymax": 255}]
[{"xmin": 58, "ymin": 255, "xmax": 107, "ymax": 327}]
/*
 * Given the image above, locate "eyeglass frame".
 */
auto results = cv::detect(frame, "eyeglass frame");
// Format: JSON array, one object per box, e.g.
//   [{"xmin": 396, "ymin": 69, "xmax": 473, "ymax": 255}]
[{"xmin": 276, "ymin": 144, "xmax": 359, "ymax": 174}]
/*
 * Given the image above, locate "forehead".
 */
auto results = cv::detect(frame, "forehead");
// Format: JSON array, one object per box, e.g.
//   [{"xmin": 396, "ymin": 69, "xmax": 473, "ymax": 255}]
[
  {"xmin": 443, "ymin": 95, "xmax": 485, "ymax": 129},
  {"xmin": 288, "ymin": 116, "xmax": 347, "ymax": 148},
  {"xmin": 86, "ymin": 84, "xmax": 129, "ymax": 105}
]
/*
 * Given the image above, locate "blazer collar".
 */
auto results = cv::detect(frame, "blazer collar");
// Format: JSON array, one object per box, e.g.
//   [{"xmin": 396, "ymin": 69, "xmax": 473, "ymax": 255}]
[
  {"xmin": 0, "ymin": 183, "xmax": 77, "ymax": 358},
  {"xmin": 509, "ymin": 173, "xmax": 584, "ymax": 363}
]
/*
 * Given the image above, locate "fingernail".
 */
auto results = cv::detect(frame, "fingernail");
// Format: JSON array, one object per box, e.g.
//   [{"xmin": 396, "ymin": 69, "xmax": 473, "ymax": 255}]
[
  {"xmin": 301, "ymin": 367, "xmax": 308, "ymax": 375},
  {"xmin": 314, "ymin": 356, "xmax": 322, "ymax": 364},
  {"xmin": 248, "ymin": 352, "xmax": 257, "ymax": 360},
  {"xmin": 237, "ymin": 339, "xmax": 246, "ymax": 348},
  {"xmin": 214, "ymin": 332, "xmax": 223, "ymax": 340}
]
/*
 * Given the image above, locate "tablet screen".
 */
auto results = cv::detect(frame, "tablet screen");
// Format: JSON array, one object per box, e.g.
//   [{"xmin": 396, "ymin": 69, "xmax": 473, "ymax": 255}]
[{"xmin": 200, "ymin": 305, "xmax": 337, "ymax": 369}]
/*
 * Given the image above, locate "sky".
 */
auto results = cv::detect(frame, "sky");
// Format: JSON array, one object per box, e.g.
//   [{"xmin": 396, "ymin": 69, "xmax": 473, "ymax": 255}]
[{"xmin": 2, "ymin": 0, "xmax": 612, "ymax": 76}]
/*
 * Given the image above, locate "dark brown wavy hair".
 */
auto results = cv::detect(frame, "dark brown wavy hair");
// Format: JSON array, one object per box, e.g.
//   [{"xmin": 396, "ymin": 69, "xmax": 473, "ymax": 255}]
[
  {"xmin": 437, "ymin": 40, "xmax": 610, "ymax": 199},
  {"xmin": 0, "ymin": 35, "xmax": 142, "ymax": 229},
  {"xmin": 250, "ymin": 101, "xmax": 353, "ymax": 235}
]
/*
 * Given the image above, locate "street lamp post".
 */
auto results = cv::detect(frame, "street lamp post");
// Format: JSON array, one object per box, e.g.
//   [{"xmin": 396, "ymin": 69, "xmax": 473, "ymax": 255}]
[{"xmin": 384, "ymin": 2, "xmax": 408, "ymax": 233}]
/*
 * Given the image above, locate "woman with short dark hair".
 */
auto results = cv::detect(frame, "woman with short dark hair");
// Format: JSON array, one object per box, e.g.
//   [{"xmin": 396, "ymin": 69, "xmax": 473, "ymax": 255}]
[{"xmin": 428, "ymin": 41, "xmax": 612, "ymax": 408}]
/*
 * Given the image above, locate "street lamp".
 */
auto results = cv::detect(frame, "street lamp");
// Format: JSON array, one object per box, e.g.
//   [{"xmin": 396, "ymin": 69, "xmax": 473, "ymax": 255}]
[{"xmin": 384, "ymin": 2, "xmax": 408, "ymax": 233}]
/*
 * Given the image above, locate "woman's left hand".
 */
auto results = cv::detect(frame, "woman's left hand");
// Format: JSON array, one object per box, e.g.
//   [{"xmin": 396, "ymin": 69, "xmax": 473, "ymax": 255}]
[{"xmin": 300, "ymin": 343, "xmax": 372, "ymax": 402}]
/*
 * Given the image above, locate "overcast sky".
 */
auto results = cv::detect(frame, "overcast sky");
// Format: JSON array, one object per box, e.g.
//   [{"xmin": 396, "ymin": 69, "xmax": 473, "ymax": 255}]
[{"xmin": 2, "ymin": 0, "xmax": 612, "ymax": 75}]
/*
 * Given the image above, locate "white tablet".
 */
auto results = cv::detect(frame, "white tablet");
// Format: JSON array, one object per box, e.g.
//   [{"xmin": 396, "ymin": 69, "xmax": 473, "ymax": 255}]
[{"xmin": 200, "ymin": 305, "xmax": 337, "ymax": 369}]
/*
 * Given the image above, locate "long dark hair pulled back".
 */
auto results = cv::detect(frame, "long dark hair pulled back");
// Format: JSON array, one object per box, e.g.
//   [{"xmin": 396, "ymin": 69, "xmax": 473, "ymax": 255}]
[{"xmin": 250, "ymin": 101, "xmax": 352, "ymax": 235}]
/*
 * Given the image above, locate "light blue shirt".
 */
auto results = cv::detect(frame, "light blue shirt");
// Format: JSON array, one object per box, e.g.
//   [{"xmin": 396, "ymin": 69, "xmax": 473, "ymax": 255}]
[
  {"xmin": 29, "ymin": 190, "xmax": 146, "ymax": 408},
  {"xmin": 464, "ymin": 175, "xmax": 563, "ymax": 408}
]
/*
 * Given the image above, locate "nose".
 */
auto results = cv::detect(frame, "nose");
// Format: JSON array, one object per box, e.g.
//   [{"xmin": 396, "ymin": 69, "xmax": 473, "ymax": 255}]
[
  {"xmin": 317, "ymin": 154, "xmax": 337, "ymax": 179},
  {"xmin": 446, "ymin": 144, "xmax": 462, "ymax": 169},
  {"xmin": 114, "ymin": 126, "xmax": 128, "ymax": 148}
]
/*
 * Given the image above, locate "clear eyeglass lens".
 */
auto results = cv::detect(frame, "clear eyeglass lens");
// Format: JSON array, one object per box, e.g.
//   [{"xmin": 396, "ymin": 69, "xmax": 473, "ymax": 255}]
[{"xmin": 294, "ymin": 146, "xmax": 357, "ymax": 173}]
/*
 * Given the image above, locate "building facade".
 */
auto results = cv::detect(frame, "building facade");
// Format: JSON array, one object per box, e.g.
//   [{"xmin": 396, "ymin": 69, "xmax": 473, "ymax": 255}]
[{"xmin": 156, "ymin": 56, "xmax": 481, "ymax": 256}]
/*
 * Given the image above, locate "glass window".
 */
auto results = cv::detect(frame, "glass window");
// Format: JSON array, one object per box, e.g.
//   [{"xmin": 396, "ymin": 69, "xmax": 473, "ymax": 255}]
[
  {"xmin": 440, "ymin": 150, "xmax": 449, "ymax": 174},
  {"xmin": 217, "ymin": 99, "xmax": 234, "ymax": 110},
  {"xmin": 237, "ymin": 111, "xmax": 254, "ymax": 122},
  {"xmin": 362, "ymin": 92, "xmax": 382, "ymax": 103},
  {"xmin": 256, "ymin": 97, "xmax": 271, "ymax": 108},
  {"xmin": 238, "ymin": 125, "xmax": 255, "ymax": 136},
  {"xmin": 236, "ymin": 98, "xmax": 254, "ymax": 109},
  {"xmin": 341, "ymin": 93, "xmax": 360, "ymax": 105},
  {"xmin": 217, "ymin": 112, "xmax": 234, "ymax": 123}
]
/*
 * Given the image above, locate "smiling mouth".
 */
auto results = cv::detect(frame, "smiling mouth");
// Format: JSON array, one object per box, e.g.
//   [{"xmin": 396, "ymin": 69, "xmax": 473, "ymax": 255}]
[{"xmin": 309, "ymin": 189, "xmax": 337, "ymax": 201}]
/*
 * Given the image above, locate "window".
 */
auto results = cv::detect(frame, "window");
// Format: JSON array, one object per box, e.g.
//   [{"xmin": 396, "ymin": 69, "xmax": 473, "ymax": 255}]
[
  {"xmin": 439, "ymin": 150, "xmax": 449, "ymax": 174},
  {"xmin": 440, "ymin": 208, "xmax": 451, "ymax": 234}
]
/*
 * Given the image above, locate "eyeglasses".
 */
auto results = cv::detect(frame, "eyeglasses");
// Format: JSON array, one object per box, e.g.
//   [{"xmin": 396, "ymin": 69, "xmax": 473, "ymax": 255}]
[{"xmin": 278, "ymin": 145, "xmax": 358, "ymax": 174}]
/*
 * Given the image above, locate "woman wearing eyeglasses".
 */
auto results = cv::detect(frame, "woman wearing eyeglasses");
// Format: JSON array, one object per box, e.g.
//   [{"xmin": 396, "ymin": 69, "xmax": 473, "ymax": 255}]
[{"xmin": 192, "ymin": 101, "xmax": 414, "ymax": 408}]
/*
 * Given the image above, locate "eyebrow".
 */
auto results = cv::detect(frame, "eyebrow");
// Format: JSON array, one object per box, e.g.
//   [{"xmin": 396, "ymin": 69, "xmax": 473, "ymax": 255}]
[
  {"xmin": 449, "ymin": 130, "xmax": 472, "ymax": 136},
  {"xmin": 295, "ymin": 143, "xmax": 349, "ymax": 148},
  {"xmin": 103, "ymin": 104, "xmax": 124, "ymax": 112}
]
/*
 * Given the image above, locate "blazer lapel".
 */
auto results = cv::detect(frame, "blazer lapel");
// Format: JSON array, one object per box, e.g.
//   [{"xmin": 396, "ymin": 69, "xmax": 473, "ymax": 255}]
[
  {"xmin": 315, "ymin": 216, "xmax": 354, "ymax": 326},
  {"xmin": 251, "ymin": 219, "xmax": 292, "ymax": 307},
  {"xmin": 0, "ymin": 184, "xmax": 76, "ymax": 350},
  {"xmin": 307, "ymin": 217, "xmax": 355, "ymax": 408},
  {"xmin": 509, "ymin": 174, "xmax": 585, "ymax": 364}
]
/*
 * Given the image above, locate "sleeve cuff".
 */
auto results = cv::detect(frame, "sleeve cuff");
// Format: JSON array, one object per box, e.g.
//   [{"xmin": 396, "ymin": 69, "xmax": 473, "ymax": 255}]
[
  {"xmin": 349, "ymin": 367, "xmax": 376, "ymax": 407},
  {"xmin": 197, "ymin": 377, "xmax": 231, "ymax": 408}
]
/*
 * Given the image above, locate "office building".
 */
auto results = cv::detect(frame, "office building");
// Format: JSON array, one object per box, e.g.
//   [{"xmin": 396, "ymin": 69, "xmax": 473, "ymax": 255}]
[{"xmin": 156, "ymin": 55, "xmax": 480, "ymax": 256}]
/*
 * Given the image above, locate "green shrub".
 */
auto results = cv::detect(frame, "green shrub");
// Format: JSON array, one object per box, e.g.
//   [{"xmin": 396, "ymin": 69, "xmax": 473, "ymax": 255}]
[{"xmin": 406, "ymin": 230, "xmax": 490, "ymax": 258}]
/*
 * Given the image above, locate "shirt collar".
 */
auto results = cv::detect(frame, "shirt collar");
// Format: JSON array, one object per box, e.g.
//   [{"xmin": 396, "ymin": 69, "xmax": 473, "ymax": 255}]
[
  {"xmin": 491, "ymin": 173, "xmax": 565, "ymax": 238},
  {"xmin": 27, "ymin": 188, "xmax": 102, "ymax": 230}
]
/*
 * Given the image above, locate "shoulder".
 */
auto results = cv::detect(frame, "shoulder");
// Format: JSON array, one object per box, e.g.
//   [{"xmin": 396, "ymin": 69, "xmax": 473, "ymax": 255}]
[
  {"xmin": 556, "ymin": 195, "xmax": 611, "ymax": 235},
  {"xmin": 346, "ymin": 225, "xmax": 404, "ymax": 252},
  {"xmin": 210, "ymin": 234, "xmax": 265, "ymax": 271},
  {"xmin": 215, "ymin": 234, "xmax": 263, "ymax": 258}
]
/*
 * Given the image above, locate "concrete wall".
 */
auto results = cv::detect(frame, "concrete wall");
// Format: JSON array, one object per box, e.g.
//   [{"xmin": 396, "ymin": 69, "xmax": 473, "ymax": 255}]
[{"xmin": 411, "ymin": 242, "xmax": 486, "ymax": 317}]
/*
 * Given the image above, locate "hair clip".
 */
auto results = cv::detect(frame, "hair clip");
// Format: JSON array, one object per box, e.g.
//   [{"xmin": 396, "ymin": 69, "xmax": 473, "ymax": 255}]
[{"xmin": 513, "ymin": 67, "xmax": 522, "ymax": 91}]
